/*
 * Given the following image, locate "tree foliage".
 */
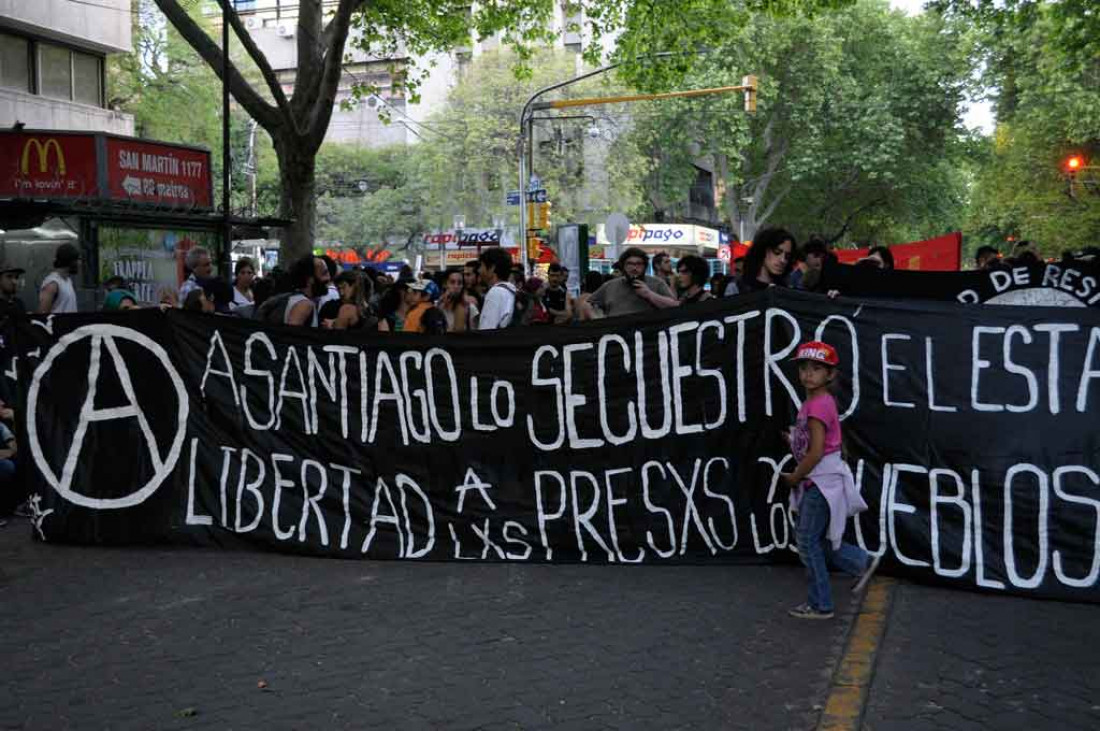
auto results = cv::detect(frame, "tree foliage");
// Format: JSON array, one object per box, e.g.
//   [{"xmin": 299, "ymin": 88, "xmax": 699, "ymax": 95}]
[
  {"xmin": 934, "ymin": 0, "xmax": 1100, "ymax": 256},
  {"xmin": 626, "ymin": 0, "xmax": 972, "ymax": 244},
  {"xmin": 150, "ymin": 0, "xmax": 853, "ymax": 259},
  {"xmin": 412, "ymin": 50, "xmax": 649, "ymax": 232},
  {"xmin": 306, "ymin": 49, "xmax": 651, "ymax": 253},
  {"xmin": 108, "ymin": 0, "xmax": 260, "ymax": 214}
]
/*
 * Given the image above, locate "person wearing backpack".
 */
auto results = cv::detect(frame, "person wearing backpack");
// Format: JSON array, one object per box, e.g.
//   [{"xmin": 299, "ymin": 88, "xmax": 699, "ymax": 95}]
[
  {"xmin": 477, "ymin": 247, "xmax": 517, "ymax": 330},
  {"xmin": 254, "ymin": 255, "xmax": 323, "ymax": 326}
]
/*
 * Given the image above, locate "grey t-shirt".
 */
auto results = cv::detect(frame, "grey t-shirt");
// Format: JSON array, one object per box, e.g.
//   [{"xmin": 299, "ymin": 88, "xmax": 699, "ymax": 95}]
[{"xmin": 589, "ymin": 275, "xmax": 673, "ymax": 318}]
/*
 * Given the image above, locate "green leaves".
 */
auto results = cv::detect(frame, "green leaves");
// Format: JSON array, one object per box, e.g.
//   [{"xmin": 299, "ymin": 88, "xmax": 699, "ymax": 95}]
[
  {"xmin": 942, "ymin": 0, "xmax": 1100, "ymax": 255},
  {"xmin": 624, "ymin": 0, "xmax": 971, "ymax": 244}
]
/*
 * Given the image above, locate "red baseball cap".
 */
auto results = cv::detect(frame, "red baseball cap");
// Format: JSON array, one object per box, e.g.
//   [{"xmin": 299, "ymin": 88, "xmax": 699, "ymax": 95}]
[{"xmin": 792, "ymin": 340, "xmax": 839, "ymax": 367}]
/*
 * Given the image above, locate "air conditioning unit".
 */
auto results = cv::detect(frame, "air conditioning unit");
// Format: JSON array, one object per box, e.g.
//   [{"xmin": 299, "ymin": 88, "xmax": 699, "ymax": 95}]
[
  {"xmin": 244, "ymin": 16, "xmax": 263, "ymax": 30},
  {"xmin": 276, "ymin": 22, "xmax": 295, "ymax": 38}
]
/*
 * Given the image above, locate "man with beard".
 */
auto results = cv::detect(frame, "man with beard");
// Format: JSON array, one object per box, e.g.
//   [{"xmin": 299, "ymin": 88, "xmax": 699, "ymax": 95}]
[
  {"xmin": 38, "ymin": 243, "xmax": 81, "ymax": 313},
  {"xmin": 652, "ymin": 252, "xmax": 676, "ymax": 293},
  {"xmin": 588, "ymin": 247, "xmax": 673, "ymax": 318},
  {"xmin": 463, "ymin": 260, "xmax": 485, "ymax": 309},
  {"xmin": 315, "ymin": 254, "xmax": 340, "ymax": 310},
  {"xmin": 285, "ymin": 255, "xmax": 326, "ymax": 326},
  {"xmin": 544, "ymin": 262, "xmax": 574, "ymax": 324}
]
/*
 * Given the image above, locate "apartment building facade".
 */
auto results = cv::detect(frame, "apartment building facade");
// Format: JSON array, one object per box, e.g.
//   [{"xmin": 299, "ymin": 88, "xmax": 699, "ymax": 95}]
[{"xmin": 0, "ymin": 0, "xmax": 133, "ymax": 134}]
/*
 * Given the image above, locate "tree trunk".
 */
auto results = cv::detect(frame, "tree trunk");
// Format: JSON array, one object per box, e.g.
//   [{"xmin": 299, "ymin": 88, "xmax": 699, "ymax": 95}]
[{"xmin": 275, "ymin": 138, "xmax": 318, "ymax": 263}]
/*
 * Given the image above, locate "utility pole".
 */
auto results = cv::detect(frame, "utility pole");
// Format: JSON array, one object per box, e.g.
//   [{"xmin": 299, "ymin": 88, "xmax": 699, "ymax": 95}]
[{"xmin": 219, "ymin": 0, "xmax": 232, "ymax": 277}]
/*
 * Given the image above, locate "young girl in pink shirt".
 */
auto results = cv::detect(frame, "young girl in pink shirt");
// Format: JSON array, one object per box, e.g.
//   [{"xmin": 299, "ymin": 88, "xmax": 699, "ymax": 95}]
[{"xmin": 782, "ymin": 341, "xmax": 881, "ymax": 619}]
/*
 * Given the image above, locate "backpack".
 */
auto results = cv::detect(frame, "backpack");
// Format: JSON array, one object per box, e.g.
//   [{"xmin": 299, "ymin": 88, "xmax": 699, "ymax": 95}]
[
  {"xmin": 506, "ymin": 285, "xmax": 542, "ymax": 328},
  {"xmin": 253, "ymin": 292, "xmax": 294, "ymax": 325}
]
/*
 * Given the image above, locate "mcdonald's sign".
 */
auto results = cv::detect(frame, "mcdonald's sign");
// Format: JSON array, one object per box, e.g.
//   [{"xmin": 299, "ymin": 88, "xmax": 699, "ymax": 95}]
[
  {"xmin": 1, "ymin": 131, "xmax": 97, "ymax": 199},
  {"xmin": 2, "ymin": 130, "xmax": 211, "ymax": 207},
  {"xmin": 20, "ymin": 138, "xmax": 66, "ymax": 175}
]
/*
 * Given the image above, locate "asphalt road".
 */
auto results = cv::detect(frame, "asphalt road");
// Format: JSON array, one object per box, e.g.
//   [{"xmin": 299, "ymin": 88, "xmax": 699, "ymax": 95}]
[{"xmin": 1, "ymin": 521, "xmax": 1097, "ymax": 730}]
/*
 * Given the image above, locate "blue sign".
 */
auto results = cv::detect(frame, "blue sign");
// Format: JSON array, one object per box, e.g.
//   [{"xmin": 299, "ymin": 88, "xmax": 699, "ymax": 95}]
[{"xmin": 507, "ymin": 189, "xmax": 548, "ymax": 205}]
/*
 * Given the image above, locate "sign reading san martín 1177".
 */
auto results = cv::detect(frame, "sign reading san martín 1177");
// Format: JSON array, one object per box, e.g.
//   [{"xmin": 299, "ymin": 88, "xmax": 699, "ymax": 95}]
[
  {"xmin": 0, "ymin": 130, "xmax": 212, "ymax": 209},
  {"xmin": 16, "ymin": 290, "xmax": 1100, "ymax": 603}
]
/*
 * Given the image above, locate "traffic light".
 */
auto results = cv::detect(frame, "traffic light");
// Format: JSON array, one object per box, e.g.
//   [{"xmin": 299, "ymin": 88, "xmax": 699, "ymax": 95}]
[
  {"xmin": 1066, "ymin": 155, "xmax": 1083, "ymax": 174},
  {"xmin": 527, "ymin": 236, "xmax": 541, "ymax": 261},
  {"xmin": 742, "ymin": 75, "xmax": 757, "ymax": 114},
  {"xmin": 537, "ymin": 201, "xmax": 551, "ymax": 229},
  {"xmin": 526, "ymin": 202, "xmax": 537, "ymax": 229}
]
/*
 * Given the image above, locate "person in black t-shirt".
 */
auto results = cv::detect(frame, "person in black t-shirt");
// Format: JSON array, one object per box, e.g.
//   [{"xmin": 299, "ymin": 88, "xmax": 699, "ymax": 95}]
[{"xmin": 543, "ymin": 263, "xmax": 574, "ymax": 324}]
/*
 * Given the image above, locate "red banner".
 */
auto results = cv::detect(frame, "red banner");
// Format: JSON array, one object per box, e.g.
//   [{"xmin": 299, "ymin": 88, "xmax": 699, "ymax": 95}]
[
  {"xmin": 0, "ymin": 133, "xmax": 99, "ymax": 199},
  {"xmin": 834, "ymin": 232, "xmax": 962, "ymax": 271},
  {"xmin": 106, "ymin": 138, "xmax": 212, "ymax": 208},
  {"xmin": 1, "ymin": 130, "xmax": 211, "ymax": 210}
]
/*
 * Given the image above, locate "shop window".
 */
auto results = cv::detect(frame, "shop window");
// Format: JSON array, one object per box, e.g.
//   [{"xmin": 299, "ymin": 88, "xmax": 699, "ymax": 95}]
[{"xmin": 0, "ymin": 33, "xmax": 30, "ymax": 92}]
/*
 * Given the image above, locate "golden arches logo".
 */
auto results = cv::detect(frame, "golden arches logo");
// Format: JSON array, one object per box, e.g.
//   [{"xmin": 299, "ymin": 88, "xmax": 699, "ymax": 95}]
[{"xmin": 20, "ymin": 138, "xmax": 67, "ymax": 175}]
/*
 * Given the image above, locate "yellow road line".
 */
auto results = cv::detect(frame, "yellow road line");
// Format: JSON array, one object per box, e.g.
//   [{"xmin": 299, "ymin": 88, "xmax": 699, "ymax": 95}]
[{"xmin": 818, "ymin": 577, "xmax": 897, "ymax": 731}]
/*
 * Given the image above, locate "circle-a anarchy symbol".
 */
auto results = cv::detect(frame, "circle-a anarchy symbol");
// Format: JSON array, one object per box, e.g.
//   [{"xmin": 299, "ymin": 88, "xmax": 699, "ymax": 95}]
[{"xmin": 26, "ymin": 324, "xmax": 189, "ymax": 510}]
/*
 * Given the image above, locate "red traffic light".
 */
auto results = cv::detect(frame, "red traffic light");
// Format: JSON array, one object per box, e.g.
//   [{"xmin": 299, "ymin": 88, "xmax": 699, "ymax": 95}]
[{"xmin": 1067, "ymin": 155, "xmax": 1083, "ymax": 171}]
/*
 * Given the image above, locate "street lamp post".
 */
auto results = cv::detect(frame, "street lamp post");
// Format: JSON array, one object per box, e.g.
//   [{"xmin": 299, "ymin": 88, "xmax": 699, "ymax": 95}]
[
  {"xmin": 518, "ymin": 60, "xmax": 633, "ymax": 272},
  {"xmin": 517, "ymin": 54, "xmax": 754, "ymax": 272}
]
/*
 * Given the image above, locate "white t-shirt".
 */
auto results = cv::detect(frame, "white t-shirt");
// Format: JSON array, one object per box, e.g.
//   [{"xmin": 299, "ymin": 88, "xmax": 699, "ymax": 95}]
[
  {"xmin": 284, "ymin": 293, "xmax": 318, "ymax": 327},
  {"xmin": 178, "ymin": 274, "xmax": 200, "ymax": 302},
  {"xmin": 231, "ymin": 288, "xmax": 252, "ymax": 310},
  {"xmin": 478, "ymin": 282, "xmax": 516, "ymax": 330},
  {"xmin": 42, "ymin": 271, "xmax": 78, "ymax": 313},
  {"xmin": 315, "ymin": 284, "xmax": 340, "ymax": 310}
]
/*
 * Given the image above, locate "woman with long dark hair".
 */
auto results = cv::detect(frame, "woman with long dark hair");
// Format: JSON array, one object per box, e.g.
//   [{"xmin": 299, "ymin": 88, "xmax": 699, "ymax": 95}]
[
  {"xmin": 729, "ymin": 227, "xmax": 797, "ymax": 295},
  {"xmin": 323, "ymin": 270, "xmax": 387, "ymax": 331},
  {"xmin": 439, "ymin": 267, "xmax": 480, "ymax": 332}
]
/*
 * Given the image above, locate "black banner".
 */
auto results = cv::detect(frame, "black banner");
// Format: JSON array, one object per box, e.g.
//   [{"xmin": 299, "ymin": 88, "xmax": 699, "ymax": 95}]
[
  {"xmin": 15, "ymin": 290, "xmax": 1100, "ymax": 601},
  {"xmin": 825, "ymin": 258, "xmax": 1100, "ymax": 307}
]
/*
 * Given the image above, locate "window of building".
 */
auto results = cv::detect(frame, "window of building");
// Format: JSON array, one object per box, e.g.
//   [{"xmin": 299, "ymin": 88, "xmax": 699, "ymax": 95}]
[
  {"xmin": 38, "ymin": 43, "xmax": 72, "ymax": 100},
  {"xmin": 0, "ymin": 33, "xmax": 31, "ymax": 92},
  {"xmin": 33, "ymin": 42, "xmax": 104, "ymax": 106},
  {"xmin": 73, "ymin": 52, "xmax": 103, "ymax": 106}
]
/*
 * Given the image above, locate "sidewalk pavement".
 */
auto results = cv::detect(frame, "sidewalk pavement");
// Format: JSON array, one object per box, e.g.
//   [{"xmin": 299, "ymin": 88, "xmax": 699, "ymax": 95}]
[{"xmin": 1, "ymin": 521, "xmax": 1097, "ymax": 730}]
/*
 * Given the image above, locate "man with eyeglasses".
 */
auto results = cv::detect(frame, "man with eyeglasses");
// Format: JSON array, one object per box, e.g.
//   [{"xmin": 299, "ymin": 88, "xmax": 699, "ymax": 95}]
[{"xmin": 587, "ymin": 247, "xmax": 673, "ymax": 318}]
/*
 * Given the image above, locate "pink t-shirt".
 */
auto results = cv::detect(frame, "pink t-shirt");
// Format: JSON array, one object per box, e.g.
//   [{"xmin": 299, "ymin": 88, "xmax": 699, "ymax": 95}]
[{"xmin": 789, "ymin": 393, "xmax": 842, "ymax": 462}]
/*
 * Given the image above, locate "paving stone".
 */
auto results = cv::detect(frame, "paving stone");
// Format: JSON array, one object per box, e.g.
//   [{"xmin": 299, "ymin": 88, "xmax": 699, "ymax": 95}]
[{"xmin": 862, "ymin": 581, "xmax": 1100, "ymax": 731}]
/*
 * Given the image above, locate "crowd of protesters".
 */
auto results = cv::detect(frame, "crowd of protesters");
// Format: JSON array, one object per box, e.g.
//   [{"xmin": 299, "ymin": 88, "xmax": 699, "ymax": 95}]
[{"xmin": 20, "ymin": 227, "xmax": 1100, "ymax": 337}]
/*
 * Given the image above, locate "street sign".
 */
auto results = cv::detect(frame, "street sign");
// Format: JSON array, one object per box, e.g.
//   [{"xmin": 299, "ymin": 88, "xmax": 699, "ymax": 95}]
[
  {"xmin": 507, "ymin": 188, "xmax": 548, "ymax": 205},
  {"xmin": 1, "ymin": 131, "xmax": 213, "ymax": 208},
  {"xmin": 528, "ymin": 174, "xmax": 542, "ymax": 191}
]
